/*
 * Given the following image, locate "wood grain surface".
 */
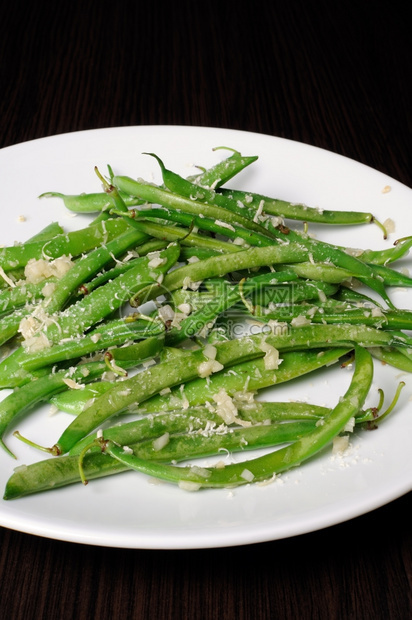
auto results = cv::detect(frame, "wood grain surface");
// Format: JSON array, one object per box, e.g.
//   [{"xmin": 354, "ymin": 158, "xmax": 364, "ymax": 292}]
[{"xmin": 1, "ymin": 1, "xmax": 411, "ymax": 618}]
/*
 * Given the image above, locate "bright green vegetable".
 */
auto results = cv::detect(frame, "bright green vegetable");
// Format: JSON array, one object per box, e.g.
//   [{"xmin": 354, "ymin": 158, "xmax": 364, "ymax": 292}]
[{"xmin": 1, "ymin": 147, "xmax": 410, "ymax": 501}]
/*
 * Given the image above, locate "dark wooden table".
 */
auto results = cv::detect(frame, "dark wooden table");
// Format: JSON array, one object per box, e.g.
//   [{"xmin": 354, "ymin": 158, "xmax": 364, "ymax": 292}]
[{"xmin": 1, "ymin": 2, "xmax": 411, "ymax": 618}]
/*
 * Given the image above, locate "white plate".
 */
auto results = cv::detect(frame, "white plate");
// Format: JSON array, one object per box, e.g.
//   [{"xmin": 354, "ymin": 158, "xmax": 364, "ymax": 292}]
[{"xmin": 0, "ymin": 126, "xmax": 411, "ymax": 549}]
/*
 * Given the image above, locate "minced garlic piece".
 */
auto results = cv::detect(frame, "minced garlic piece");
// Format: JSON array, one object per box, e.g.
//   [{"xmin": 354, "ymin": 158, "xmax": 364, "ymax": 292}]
[
  {"xmin": 203, "ymin": 344, "xmax": 217, "ymax": 360},
  {"xmin": 147, "ymin": 253, "xmax": 167, "ymax": 268},
  {"xmin": 182, "ymin": 276, "xmax": 202, "ymax": 291},
  {"xmin": 62, "ymin": 378, "xmax": 84, "ymax": 390},
  {"xmin": 291, "ymin": 315, "xmax": 311, "ymax": 327},
  {"xmin": 152, "ymin": 432, "xmax": 170, "ymax": 452},
  {"xmin": 177, "ymin": 303, "xmax": 191, "ymax": 315},
  {"xmin": 240, "ymin": 468, "xmax": 254, "ymax": 482},
  {"xmin": 24, "ymin": 255, "xmax": 73, "ymax": 284},
  {"xmin": 41, "ymin": 281, "xmax": 57, "ymax": 297},
  {"xmin": 198, "ymin": 359, "xmax": 224, "ymax": 378},
  {"xmin": 259, "ymin": 338, "xmax": 281, "ymax": 370},
  {"xmin": 178, "ymin": 481, "xmax": 202, "ymax": 492},
  {"xmin": 344, "ymin": 417, "xmax": 355, "ymax": 432},
  {"xmin": 332, "ymin": 435, "xmax": 350, "ymax": 454},
  {"xmin": 21, "ymin": 331, "xmax": 51, "ymax": 353},
  {"xmin": 212, "ymin": 388, "xmax": 238, "ymax": 424},
  {"xmin": 383, "ymin": 218, "xmax": 395, "ymax": 234}
]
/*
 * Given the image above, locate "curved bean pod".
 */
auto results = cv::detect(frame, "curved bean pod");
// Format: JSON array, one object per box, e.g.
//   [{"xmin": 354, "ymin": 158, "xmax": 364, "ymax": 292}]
[{"xmin": 99, "ymin": 346, "xmax": 374, "ymax": 488}]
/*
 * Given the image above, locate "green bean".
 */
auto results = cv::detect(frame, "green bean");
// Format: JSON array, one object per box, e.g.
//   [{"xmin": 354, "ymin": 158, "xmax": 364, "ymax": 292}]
[
  {"xmin": 218, "ymin": 187, "xmax": 386, "ymax": 230},
  {"xmin": 1, "ymin": 336, "xmax": 165, "ymax": 455},
  {"xmin": 165, "ymin": 271, "xmax": 302, "ymax": 346},
  {"xmin": 265, "ymin": 223, "xmax": 394, "ymax": 306},
  {"xmin": 113, "ymin": 175, "xmax": 275, "ymax": 240},
  {"xmin": 0, "ymin": 218, "xmax": 131, "ymax": 271},
  {"xmin": 25, "ymin": 221, "xmax": 65, "ymax": 244},
  {"xmin": 39, "ymin": 190, "xmax": 144, "ymax": 213},
  {"xmin": 369, "ymin": 347, "xmax": 412, "ymax": 372},
  {"xmin": 0, "ymin": 361, "xmax": 107, "ymax": 457},
  {"xmin": 140, "ymin": 242, "xmax": 320, "ymax": 305},
  {"xmin": 125, "ymin": 421, "xmax": 321, "ymax": 463},
  {"xmin": 0, "ymin": 243, "xmax": 179, "ymax": 388},
  {"xmin": 116, "ymin": 206, "xmax": 274, "ymax": 248},
  {"xmin": 44, "ymin": 325, "xmax": 373, "ymax": 455},
  {"xmin": 185, "ymin": 148, "xmax": 258, "ymax": 189},
  {"xmin": 26, "ymin": 242, "xmax": 179, "ymax": 344},
  {"xmin": 146, "ymin": 153, "xmax": 389, "ymax": 234},
  {"xmin": 119, "ymin": 218, "xmax": 242, "ymax": 254},
  {"xmin": 255, "ymin": 303, "xmax": 412, "ymax": 331},
  {"xmin": 20, "ymin": 315, "xmax": 165, "ymax": 372},
  {"xmin": 144, "ymin": 153, "xmax": 259, "ymax": 222},
  {"xmin": 0, "ymin": 279, "xmax": 57, "ymax": 316},
  {"xmin": 357, "ymin": 236, "xmax": 412, "ymax": 265},
  {"xmin": 97, "ymin": 345, "xmax": 373, "ymax": 488},
  {"xmin": 137, "ymin": 347, "xmax": 348, "ymax": 414}
]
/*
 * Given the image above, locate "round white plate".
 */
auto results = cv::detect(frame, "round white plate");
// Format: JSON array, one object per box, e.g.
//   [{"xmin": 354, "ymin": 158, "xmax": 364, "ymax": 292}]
[{"xmin": 0, "ymin": 126, "xmax": 411, "ymax": 549}]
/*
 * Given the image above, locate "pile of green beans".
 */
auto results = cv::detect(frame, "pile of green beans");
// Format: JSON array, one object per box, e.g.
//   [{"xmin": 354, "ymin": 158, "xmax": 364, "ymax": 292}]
[{"xmin": 1, "ymin": 147, "xmax": 411, "ymax": 500}]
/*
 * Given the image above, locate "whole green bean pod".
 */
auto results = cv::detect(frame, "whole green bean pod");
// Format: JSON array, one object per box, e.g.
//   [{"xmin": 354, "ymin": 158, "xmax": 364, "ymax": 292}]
[
  {"xmin": 147, "ymin": 152, "xmax": 385, "ymax": 230},
  {"xmin": 256, "ymin": 304, "xmax": 412, "ymax": 331},
  {"xmin": 117, "ymin": 218, "xmax": 242, "ymax": 254},
  {"xmin": 0, "ymin": 336, "xmax": 165, "ymax": 455},
  {"xmin": 140, "ymin": 242, "xmax": 322, "ymax": 304},
  {"xmin": 25, "ymin": 242, "xmax": 180, "ymax": 345},
  {"xmin": 0, "ymin": 218, "xmax": 131, "ymax": 271},
  {"xmin": 113, "ymin": 175, "xmax": 274, "ymax": 239},
  {"xmin": 0, "ymin": 243, "xmax": 179, "ymax": 388},
  {"xmin": 20, "ymin": 315, "xmax": 165, "ymax": 372},
  {"xmin": 165, "ymin": 271, "xmax": 302, "ymax": 346},
  {"xmin": 186, "ymin": 148, "xmax": 258, "ymax": 189},
  {"xmin": 0, "ymin": 362, "xmax": 108, "ymax": 457},
  {"xmin": 0, "ymin": 279, "xmax": 57, "ymax": 316},
  {"xmin": 51, "ymin": 347, "xmax": 348, "ymax": 417},
  {"xmin": 119, "ymin": 206, "xmax": 273, "ymax": 248},
  {"xmin": 99, "ymin": 346, "xmax": 374, "ymax": 488},
  {"xmin": 137, "ymin": 347, "xmax": 348, "ymax": 414},
  {"xmin": 218, "ymin": 187, "xmax": 384, "ymax": 228},
  {"xmin": 48, "ymin": 320, "xmax": 392, "ymax": 454},
  {"xmin": 40, "ymin": 190, "xmax": 144, "ymax": 213}
]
